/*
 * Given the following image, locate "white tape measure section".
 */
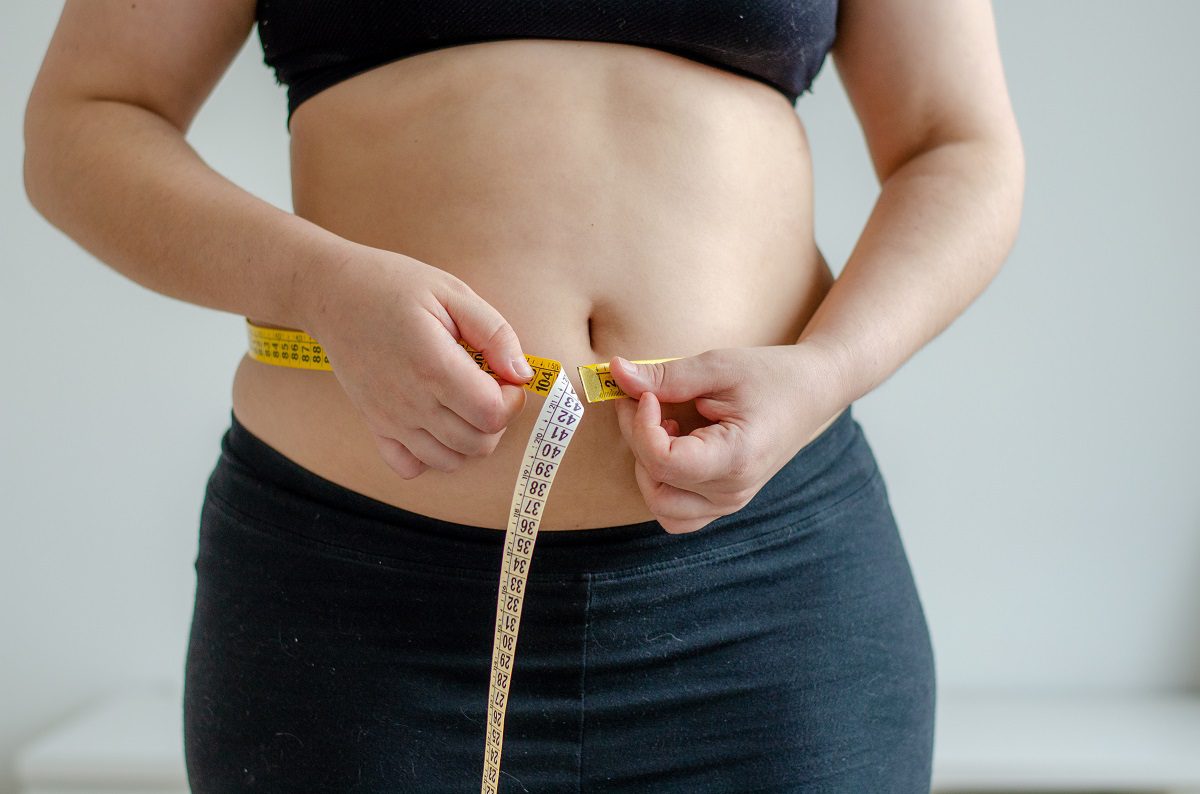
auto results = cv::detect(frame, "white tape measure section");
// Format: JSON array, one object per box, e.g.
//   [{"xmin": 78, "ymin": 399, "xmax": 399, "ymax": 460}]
[{"xmin": 481, "ymin": 366, "xmax": 585, "ymax": 793}]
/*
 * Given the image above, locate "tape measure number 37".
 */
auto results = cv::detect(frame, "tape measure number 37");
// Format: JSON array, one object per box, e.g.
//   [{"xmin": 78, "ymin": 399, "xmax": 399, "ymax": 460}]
[{"xmin": 245, "ymin": 319, "xmax": 678, "ymax": 792}]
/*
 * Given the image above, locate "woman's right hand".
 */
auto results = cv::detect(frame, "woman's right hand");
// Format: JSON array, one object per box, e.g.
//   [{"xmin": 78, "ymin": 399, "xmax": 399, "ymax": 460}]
[{"xmin": 298, "ymin": 242, "xmax": 534, "ymax": 479}]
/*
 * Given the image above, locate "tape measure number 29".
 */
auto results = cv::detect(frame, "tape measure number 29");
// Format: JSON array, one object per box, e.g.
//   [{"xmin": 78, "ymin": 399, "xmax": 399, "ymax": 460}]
[{"xmin": 244, "ymin": 319, "xmax": 678, "ymax": 790}]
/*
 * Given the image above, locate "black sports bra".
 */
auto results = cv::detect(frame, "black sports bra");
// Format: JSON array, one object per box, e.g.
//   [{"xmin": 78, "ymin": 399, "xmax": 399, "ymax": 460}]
[{"xmin": 256, "ymin": 0, "xmax": 839, "ymax": 130}]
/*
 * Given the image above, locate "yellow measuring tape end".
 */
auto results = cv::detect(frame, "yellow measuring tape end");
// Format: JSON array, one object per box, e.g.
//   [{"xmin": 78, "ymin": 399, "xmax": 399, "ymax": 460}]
[
  {"xmin": 245, "ymin": 318, "xmax": 678, "ymax": 403},
  {"xmin": 575, "ymin": 358, "xmax": 681, "ymax": 402}
]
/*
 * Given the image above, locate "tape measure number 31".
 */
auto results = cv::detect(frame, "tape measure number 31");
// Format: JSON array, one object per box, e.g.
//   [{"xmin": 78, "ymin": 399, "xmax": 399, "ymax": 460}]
[{"xmin": 245, "ymin": 319, "xmax": 678, "ymax": 791}]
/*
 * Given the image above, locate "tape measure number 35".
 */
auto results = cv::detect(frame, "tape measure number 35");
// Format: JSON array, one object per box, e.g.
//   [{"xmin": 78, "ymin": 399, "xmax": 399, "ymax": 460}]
[{"xmin": 244, "ymin": 319, "xmax": 678, "ymax": 791}]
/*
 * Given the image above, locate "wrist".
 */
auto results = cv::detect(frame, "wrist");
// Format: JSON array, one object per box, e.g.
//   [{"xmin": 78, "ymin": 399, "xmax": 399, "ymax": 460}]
[
  {"xmin": 288, "ymin": 231, "xmax": 362, "ymax": 337},
  {"xmin": 788, "ymin": 333, "xmax": 862, "ymax": 409}
]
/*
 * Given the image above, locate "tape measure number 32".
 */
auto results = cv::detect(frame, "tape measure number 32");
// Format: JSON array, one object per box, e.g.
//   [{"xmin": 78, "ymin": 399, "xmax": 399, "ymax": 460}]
[{"xmin": 245, "ymin": 319, "xmax": 678, "ymax": 792}]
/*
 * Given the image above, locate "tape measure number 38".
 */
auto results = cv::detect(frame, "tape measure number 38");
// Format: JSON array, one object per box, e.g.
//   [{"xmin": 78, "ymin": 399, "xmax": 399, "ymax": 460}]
[{"xmin": 245, "ymin": 319, "xmax": 678, "ymax": 791}]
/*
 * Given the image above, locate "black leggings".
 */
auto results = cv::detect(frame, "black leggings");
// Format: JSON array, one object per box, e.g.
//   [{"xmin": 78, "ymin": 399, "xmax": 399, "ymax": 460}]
[{"xmin": 183, "ymin": 405, "xmax": 935, "ymax": 792}]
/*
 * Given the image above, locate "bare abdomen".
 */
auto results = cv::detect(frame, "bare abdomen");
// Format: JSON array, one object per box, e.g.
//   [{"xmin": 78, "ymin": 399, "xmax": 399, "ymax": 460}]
[{"xmin": 234, "ymin": 37, "xmax": 833, "ymax": 530}]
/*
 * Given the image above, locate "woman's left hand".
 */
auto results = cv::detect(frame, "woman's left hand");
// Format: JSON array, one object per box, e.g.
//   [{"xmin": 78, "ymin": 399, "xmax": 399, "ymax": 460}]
[{"xmin": 609, "ymin": 343, "xmax": 850, "ymax": 534}]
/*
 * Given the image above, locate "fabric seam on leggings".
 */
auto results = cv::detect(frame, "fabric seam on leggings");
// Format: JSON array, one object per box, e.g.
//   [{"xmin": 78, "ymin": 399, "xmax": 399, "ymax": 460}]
[
  {"xmin": 578, "ymin": 573, "xmax": 593, "ymax": 794},
  {"xmin": 590, "ymin": 463, "xmax": 883, "ymax": 583}
]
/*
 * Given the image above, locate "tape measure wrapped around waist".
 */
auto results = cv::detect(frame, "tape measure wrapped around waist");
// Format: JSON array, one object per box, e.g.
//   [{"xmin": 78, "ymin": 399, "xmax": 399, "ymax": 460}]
[
  {"xmin": 245, "ymin": 318, "xmax": 679, "ymax": 403},
  {"xmin": 244, "ymin": 318, "xmax": 676, "ymax": 790}
]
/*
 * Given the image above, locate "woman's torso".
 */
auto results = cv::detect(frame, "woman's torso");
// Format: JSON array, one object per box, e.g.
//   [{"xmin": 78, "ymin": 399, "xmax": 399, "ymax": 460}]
[{"xmin": 234, "ymin": 36, "xmax": 834, "ymax": 530}]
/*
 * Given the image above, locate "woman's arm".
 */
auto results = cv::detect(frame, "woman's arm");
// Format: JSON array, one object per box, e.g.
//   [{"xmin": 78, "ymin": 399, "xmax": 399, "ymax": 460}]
[
  {"xmin": 22, "ymin": 0, "xmax": 347, "ymax": 330},
  {"xmin": 606, "ymin": 0, "xmax": 1025, "ymax": 533},
  {"xmin": 796, "ymin": 0, "xmax": 1026, "ymax": 401},
  {"xmin": 21, "ymin": 1, "xmax": 562, "ymax": 481}
]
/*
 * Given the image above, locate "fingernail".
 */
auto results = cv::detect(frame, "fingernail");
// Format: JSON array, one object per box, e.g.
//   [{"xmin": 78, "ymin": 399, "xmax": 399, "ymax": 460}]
[
  {"xmin": 513, "ymin": 357, "xmax": 534, "ymax": 379},
  {"xmin": 614, "ymin": 356, "xmax": 642, "ymax": 383}
]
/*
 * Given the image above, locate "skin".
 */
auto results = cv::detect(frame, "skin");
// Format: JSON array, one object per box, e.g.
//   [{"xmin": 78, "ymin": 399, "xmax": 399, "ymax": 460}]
[
  {"xmin": 609, "ymin": 0, "xmax": 1027, "ymax": 532},
  {"xmin": 23, "ymin": 0, "xmax": 1023, "ymax": 533}
]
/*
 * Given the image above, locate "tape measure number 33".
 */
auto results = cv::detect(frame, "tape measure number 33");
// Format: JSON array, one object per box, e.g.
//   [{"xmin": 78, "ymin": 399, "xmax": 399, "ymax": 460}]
[{"xmin": 245, "ymin": 319, "xmax": 678, "ymax": 792}]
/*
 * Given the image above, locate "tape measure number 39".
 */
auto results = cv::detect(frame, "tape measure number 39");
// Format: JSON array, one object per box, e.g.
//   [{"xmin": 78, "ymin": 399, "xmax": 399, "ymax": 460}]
[{"xmin": 244, "ymin": 319, "xmax": 677, "ymax": 791}]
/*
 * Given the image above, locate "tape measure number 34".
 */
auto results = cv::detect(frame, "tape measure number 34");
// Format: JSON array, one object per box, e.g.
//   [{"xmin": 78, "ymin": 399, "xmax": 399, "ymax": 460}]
[{"xmin": 245, "ymin": 319, "xmax": 678, "ymax": 792}]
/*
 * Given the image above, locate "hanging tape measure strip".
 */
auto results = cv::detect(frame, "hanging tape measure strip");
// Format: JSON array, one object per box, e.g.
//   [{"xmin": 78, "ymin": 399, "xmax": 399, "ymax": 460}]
[
  {"xmin": 480, "ymin": 363, "xmax": 582, "ymax": 793},
  {"xmin": 244, "ymin": 319, "xmax": 677, "ymax": 790}
]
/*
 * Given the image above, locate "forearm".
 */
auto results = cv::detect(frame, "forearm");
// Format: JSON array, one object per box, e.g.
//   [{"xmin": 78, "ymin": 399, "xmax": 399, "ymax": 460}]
[
  {"xmin": 22, "ymin": 96, "xmax": 349, "ymax": 329},
  {"xmin": 796, "ymin": 137, "xmax": 1025, "ymax": 404}
]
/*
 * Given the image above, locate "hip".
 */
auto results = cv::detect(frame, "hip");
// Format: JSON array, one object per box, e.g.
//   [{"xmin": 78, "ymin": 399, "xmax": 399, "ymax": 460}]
[
  {"xmin": 185, "ymin": 403, "xmax": 937, "ymax": 791},
  {"xmin": 202, "ymin": 401, "xmax": 876, "ymax": 575}
]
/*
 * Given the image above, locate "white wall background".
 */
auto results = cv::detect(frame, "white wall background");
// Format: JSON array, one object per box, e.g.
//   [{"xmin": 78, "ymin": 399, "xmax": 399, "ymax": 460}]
[{"xmin": 2, "ymin": 1, "xmax": 1197, "ymax": 791}]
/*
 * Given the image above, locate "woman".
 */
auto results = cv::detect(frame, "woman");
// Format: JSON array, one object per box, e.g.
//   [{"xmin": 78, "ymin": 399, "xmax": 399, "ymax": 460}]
[{"xmin": 23, "ymin": 0, "xmax": 1023, "ymax": 790}]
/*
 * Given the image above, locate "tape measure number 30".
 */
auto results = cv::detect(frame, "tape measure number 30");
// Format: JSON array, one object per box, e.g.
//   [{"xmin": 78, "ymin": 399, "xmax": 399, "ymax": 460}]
[{"xmin": 244, "ymin": 319, "xmax": 677, "ymax": 791}]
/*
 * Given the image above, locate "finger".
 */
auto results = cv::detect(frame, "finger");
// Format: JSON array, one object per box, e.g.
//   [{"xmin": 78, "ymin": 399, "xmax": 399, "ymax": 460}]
[
  {"xmin": 660, "ymin": 515, "xmax": 719, "ymax": 534},
  {"xmin": 613, "ymin": 394, "xmax": 636, "ymax": 441},
  {"xmin": 632, "ymin": 458, "xmax": 720, "ymax": 535},
  {"xmin": 629, "ymin": 391, "xmax": 740, "ymax": 487},
  {"xmin": 398, "ymin": 426, "xmax": 469, "ymax": 473},
  {"xmin": 426, "ymin": 402, "xmax": 505, "ymax": 457},
  {"xmin": 617, "ymin": 398, "xmax": 696, "ymax": 462},
  {"xmin": 370, "ymin": 433, "xmax": 428, "ymax": 480},
  {"xmin": 442, "ymin": 283, "xmax": 535, "ymax": 384},
  {"xmin": 437, "ymin": 352, "xmax": 528, "ymax": 434},
  {"xmin": 609, "ymin": 351, "xmax": 734, "ymax": 403}
]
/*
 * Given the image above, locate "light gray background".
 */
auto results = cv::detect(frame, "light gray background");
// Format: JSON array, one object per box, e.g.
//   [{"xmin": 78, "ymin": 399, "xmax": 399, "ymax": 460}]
[{"xmin": 2, "ymin": 2, "xmax": 1197, "ymax": 792}]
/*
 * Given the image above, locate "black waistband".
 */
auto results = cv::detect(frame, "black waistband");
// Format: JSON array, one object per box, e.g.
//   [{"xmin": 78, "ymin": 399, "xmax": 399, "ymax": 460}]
[{"xmin": 205, "ymin": 403, "xmax": 872, "ymax": 577}]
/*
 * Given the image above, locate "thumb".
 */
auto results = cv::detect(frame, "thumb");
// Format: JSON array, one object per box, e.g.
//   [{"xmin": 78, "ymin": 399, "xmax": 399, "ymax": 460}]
[
  {"xmin": 609, "ymin": 354, "xmax": 714, "ymax": 403},
  {"xmin": 444, "ymin": 285, "xmax": 535, "ymax": 383}
]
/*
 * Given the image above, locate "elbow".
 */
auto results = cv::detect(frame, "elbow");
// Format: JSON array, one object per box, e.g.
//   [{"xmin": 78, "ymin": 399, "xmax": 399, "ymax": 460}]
[
  {"xmin": 22, "ymin": 121, "xmax": 43, "ymax": 218},
  {"xmin": 968, "ymin": 132, "xmax": 1024, "ymax": 283},
  {"xmin": 958, "ymin": 123, "xmax": 1026, "ymax": 269},
  {"xmin": 933, "ymin": 126, "xmax": 1027, "ymax": 277},
  {"xmin": 970, "ymin": 124, "xmax": 1028, "ymax": 236},
  {"xmin": 912, "ymin": 127, "xmax": 1028, "ymax": 263},
  {"xmin": 22, "ymin": 92, "xmax": 57, "ymax": 220},
  {"xmin": 22, "ymin": 88, "xmax": 87, "ymax": 228},
  {"xmin": 22, "ymin": 145, "xmax": 51, "ymax": 221},
  {"xmin": 982, "ymin": 104, "xmax": 1026, "ymax": 256},
  {"xmin": 995, "ymin": 127, "xmax": 1026, "ymax": 267}
]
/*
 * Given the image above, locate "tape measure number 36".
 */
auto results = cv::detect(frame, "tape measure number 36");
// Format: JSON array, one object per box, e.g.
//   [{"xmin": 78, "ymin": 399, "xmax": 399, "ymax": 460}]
[{"xmin": 245, "ymin": 319, "xmax": 677, "ymax": 791}]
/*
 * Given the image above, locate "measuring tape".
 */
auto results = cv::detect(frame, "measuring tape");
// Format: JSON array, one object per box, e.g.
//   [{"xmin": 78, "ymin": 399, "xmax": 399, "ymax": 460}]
[
  {"xmin": 245, "ymin": 319, "xmax": 677, "ymax": 790},
  {"xmin": 245, "ymin": 318, "xmax": 677, "ymax": 403}
]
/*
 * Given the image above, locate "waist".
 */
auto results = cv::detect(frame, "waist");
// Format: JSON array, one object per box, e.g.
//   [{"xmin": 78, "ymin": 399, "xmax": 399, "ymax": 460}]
[
  {"xmin": 206, "ymin": 403, "xmax": 869, "ymax": 577},
  {"xmin": 233, "ymin": 247, "xmax": 833, "ymax": 528}
]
